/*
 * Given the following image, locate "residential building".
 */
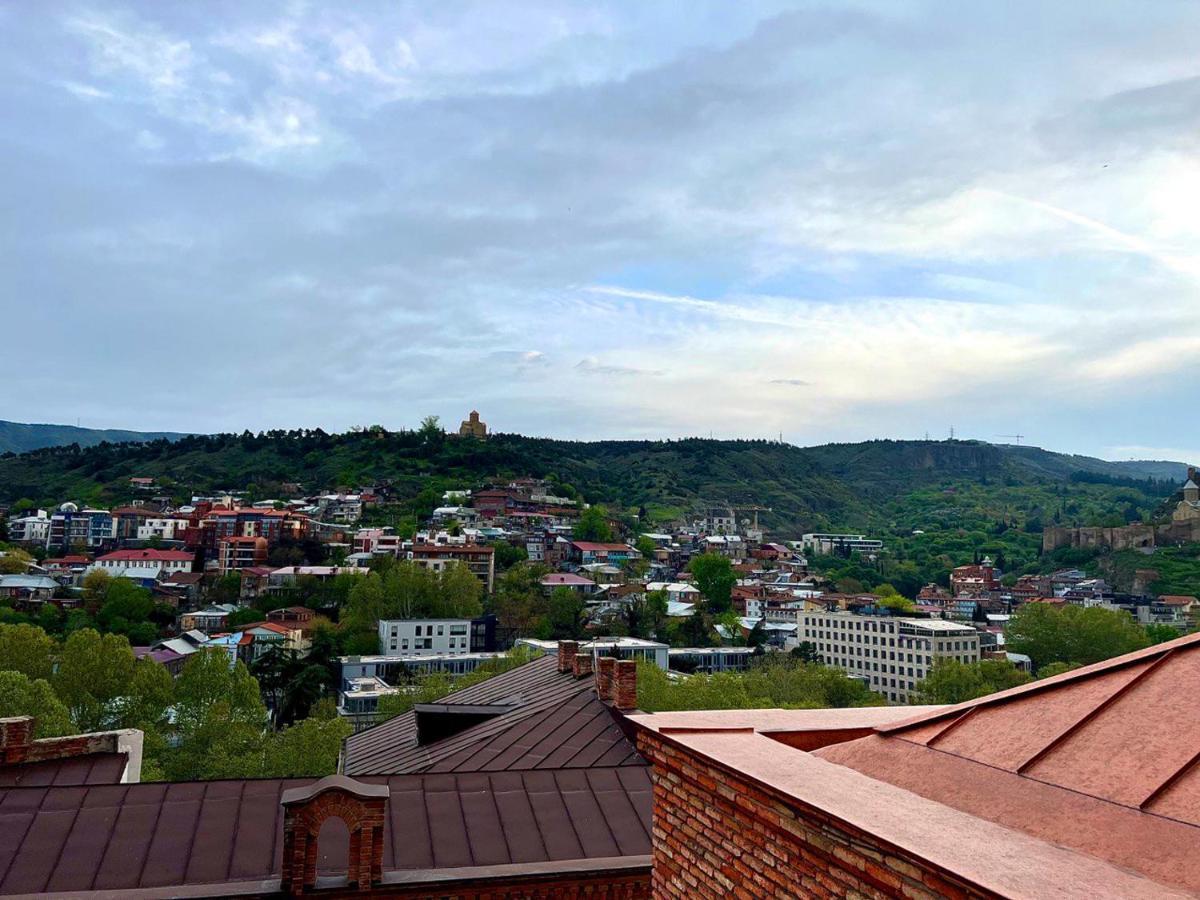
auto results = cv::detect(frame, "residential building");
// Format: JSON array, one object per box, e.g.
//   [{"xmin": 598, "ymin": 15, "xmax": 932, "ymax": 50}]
[
  {"xmin": 266, "ymin": 565, "xmax": 369, "ymax": 592},
  {"xmin": 353, "ymin": 526, "xmax": 404, "ymax": 556},
  {"xmin": 407, "ymin": 542, "xmax": 495, "ymax": 593},
  {"xmin": 178, "ymin": 604, "xmax": 238, "ymax": 634},
  {"xmin": 47, "ymin": 504, "xmax": 112, "ymax": 552},
  {"xmin": 799, "ymin": 532, "xmax": 884, "ymax": 556},
  {"xmin": 197, "ymin": 506, "xmax": 309, "ymax": 551},
  {"xmin": 540, "ymin": 571, "xmax": 597, "ymax": 593},
  {"xmin": 135, "ymin": 515, "xmax": 190, "ymax": 543},
  {"xmin": 4, "ymin": 509, "xmax": 49, "ymax": 545},
  {"xmin": 88, "ymin": 548, "xmax": 195, "ymax": 582},
  {"xmin": 267, "ymin": 605, "xmax": 317, "ymax": 634},
  {"xmin": 570, "ymin": 540, "xmax": 639, "ymax": 566},
  {"xmin": 798, "ymin": 610, "xmax": 980, "ymax": 702},
  {"xmin": 950, "ymin": 557, "xmax": 1000, "ymax": 596},
  {"xmin": 516, "ymin": 636, "xmax": 670, "ymax": 669},
  {"xmin": 668, "ymin": 646, "xmax": 756, "ymax": 673},
  {"xmin": 377, "ymin": 618, "xmax": 473, "ymax": 656},
  {"xmin": 216, "ymin": 535, "xmax": 268, "ymax": 573},
  {"xmin": 110, "ymin": 506, "xmax": 156, "ymax": 543},
  {"xmin": 0, "ymin": 575, "xmax": 58, "ymax": 606}
]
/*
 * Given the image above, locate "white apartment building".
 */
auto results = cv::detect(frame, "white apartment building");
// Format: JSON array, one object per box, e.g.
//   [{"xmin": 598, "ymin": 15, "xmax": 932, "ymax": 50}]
[
  {"xmin": 377, "ymin": 618, "xmax": 473, "ymax": 655},
  {"xmin": 5, "ymin": 510, "xmax": 50, "ymax": 545},
  {"xmin": 799, "ymin": 533, "xmax": 885, "ymax": 556},
  {"xmin": 136, "ymin": 517, "xmax": 190, "ymax": 542},
  {"xmin": 798, "ymin": 611, "xmax": 980, "ymax": 703}
]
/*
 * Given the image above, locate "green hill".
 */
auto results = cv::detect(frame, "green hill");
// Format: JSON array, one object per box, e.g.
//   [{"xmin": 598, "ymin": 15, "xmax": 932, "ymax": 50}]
[
  {"xmin": 0, "ymin": 429, "xmax": 1181, "ymax": 536},
  {"xmin": 0, "ymin": 420, "xmax": 189, "ymax": 455}
]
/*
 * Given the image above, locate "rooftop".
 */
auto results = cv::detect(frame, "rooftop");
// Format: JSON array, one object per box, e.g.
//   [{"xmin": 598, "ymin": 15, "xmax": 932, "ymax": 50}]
[
  {"xmin": 632, "ymin": 630, "xmax": 1200, "ymax": 897},
  {"xmin": 342, "ymin": 654, "xmax": 642, "ymax": 777}
]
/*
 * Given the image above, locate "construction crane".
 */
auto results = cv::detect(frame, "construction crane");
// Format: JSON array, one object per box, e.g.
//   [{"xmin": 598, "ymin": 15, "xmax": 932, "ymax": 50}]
[{"xmin": 996, "ymin": 433, "xmax": 1026, "ymax": 445}]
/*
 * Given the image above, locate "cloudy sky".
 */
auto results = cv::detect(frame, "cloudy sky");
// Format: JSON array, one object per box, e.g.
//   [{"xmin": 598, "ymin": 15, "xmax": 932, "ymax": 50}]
[{"xmin": 3, "ymin": 2, "xmax": 1200, "ymax": 460}]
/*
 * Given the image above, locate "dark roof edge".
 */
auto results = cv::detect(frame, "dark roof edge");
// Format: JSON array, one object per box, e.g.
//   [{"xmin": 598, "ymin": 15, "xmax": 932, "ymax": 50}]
[{"xmin": 20, "ymin": 857, "xmax": 653, "ymax": 900}]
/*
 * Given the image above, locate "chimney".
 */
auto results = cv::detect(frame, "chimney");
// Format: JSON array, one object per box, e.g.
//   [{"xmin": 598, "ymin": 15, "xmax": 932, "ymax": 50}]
[
  {"xmin": 0, "ymin": 716, "xmax": 34, "ymax": 765},
  {"xmin": 557, "ymin": 640, "xmax": 578, "ymax": 673},
  {"xmin": 573, "ymin": 651, "xmax": 594, "ymax": 679},
  {"xmin": 614, "ymin": 659, "xmax": 638, "ymax": 711},
  {"xmin": 596, "ymin": 656, "xmax": 616, "ymax": 702}
]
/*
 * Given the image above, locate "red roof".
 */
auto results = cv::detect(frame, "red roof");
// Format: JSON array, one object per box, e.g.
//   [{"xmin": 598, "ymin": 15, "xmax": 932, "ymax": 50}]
[
  {"xmin": 572, "ymin": 542, "xmax": 633, "ymax": 552},
  {"xmin": 96, "ymin": 549, "xmax": 194, "ymax": 562},
  {"xmin": 813, "ymin": 631, "xmax": 1200, "ymax": 893},
  {"xmin": 541, "ymin": 573, "xmax": 595, "ymax": 586}
]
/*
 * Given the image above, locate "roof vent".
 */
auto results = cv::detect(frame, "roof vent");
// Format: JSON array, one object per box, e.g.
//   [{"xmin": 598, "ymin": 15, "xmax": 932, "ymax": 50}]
[{"xmin": 413, "ymin": 702, "xmax": 514, "ymax": 745}]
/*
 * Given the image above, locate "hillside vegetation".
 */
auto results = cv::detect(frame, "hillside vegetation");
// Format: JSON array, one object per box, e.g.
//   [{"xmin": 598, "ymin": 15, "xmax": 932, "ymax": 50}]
[
  {"xmin": 0, "ymin": 420, "xmax": 189, "ymax": 455},
  {"xmin": 0, "ymin": 429, "xmax": 1178, "ymax": 532}
]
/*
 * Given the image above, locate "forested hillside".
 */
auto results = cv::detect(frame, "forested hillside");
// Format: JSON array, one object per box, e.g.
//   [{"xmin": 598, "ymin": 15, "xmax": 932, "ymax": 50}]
[
  {"xmin": 0, "ymin": 420, "xmax": 189, "ymax": 455},
  {"xmin": 0, "ymin": 428, "xmax": 1181, "ymax": 541}
]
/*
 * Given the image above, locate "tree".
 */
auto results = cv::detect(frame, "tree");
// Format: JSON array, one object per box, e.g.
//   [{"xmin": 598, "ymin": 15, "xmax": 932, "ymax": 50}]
[
  {"xmin": 53, "ymin": 629, "xmax": 137, "ymax": 732},
  {"xmin": 96, "ymin": 580, "xmax": 154, "ymax": 636},
  {"xmin": 790, "ymin": 641, "xmax": 823, "ymax": 664},
  {"xmin": 490, "ymin": 562, "xmax": 549, "ymax": 635},
  {"xmin": 1145, "ymin": 623, "xmax": 1181, "ymax": 645},
  {"xmin": 689, "ymin": 553, "xmax": 735, "ymax": 613},
  {"xmin": 1005, "ymin": 603, "xmax": 1150, "ymax": 671},
  {"xmin": 259, "ymin": 716, "xmax": 353, "ymax": 777},
  {"xmin": 545, "ymin": 587, "xmax": 585, "ymax": 640},
  {"xmin": 912, "ymin": 659, "xmax": 1031, "ymax": 704},
  {"xmin": 164, "ymin": 650, "xmax": 267, "ymax": 781},
  {"xmin": 81, "ymin": 569, "xmax": 111, "ymax": 603},
  {"xmin": 573, "ymin": 505, "xmax": 615, "ymax": 543},
  {"xmin": 438, "ymin": 562, "xmax": 484, "ymax": 618},
  {"xmin": 0, "ymin": 548, "xmax": 34, "ymax": 574},
  {"xmin": 0, "ymin": 623, "xmax": 56, "ymax": 681},
  {"xmin": 0, "ymin": 671, "xmax": 73, "ymax": 738},
  {"xmin": 635, "ymin": 535, "xmax": 658, "ymax": 560},
  {"xmin": 494, "ymin": 541, "xmax": 527, "ymax": 570}
]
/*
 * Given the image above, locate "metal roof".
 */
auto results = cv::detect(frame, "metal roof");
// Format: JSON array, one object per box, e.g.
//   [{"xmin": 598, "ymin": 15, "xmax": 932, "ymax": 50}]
[
  {"xmin": 0, "ymin": 753, "xmax": 127, "ymax": 788},
  {"xmin": 0, "ymin": 768, "xmax": 651, "ymax": 896},
  {"xmin": 814, "ymin": 630, "xmax": 1200, "ymax": 894},
  {"xmin": 341, "ymin": 655, "xmax": 643, "ymax": 776}
]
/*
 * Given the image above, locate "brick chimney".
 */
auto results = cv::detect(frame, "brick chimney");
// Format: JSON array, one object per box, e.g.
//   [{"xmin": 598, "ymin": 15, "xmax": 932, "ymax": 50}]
[
  {"xmin": 614, "ymin": 659, "xmax": 638, "ymax": 711},
  {"xmin": 557, "ymin": 640, "xmax": 579, "ymax": 673},
  {"xmin": 596, "ymin": 656, "xmax": 616, "ymax": 701},
  {"xmin": 0, "ymin": 716, "xmax": 33, "ymax": 765},
  {"xmin": 280, "ymin": 774, "xmax": 390, "ymax": 895},
  {"xmin": 573, "ymin": 651, "xmax": 594, "ymax": 679}
]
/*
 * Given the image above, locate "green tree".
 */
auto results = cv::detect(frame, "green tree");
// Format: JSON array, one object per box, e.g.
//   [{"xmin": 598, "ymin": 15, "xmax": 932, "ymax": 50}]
[
  {"xmin": 912, "ymin": 659, "xmax": 1032, "ymax": 704},
  {"xmin": 494, "ymin": 541, "xmax": 527, "ymax": 570},
  {"xmin": 689, "ymin": 553, "xmax": 736, "ymax": 613},
  {"xmin": 0, "ymin": 671, "xmax": 73, "ymax": 737},
  {"xmin": 81, "ymin": 569, "xmax": 111, "ymax": 603},
  {"xmin": 164, "ymin": 650, "xmax": 267, "ymax": 781},
  {"xmin": 259, "ymin": 716, "xmax": 353, "ymax": 777},
  {"xmin": 0, "ymin": 623, "xmax": 56, "ymax": 681},
  {"xmin": 545, "ymin": 587, "xmax": 585, "ymax": 640},
  {"xmin": 1036, "ymin": 660, "xmax": 1081, "ymax": 679},
  {"xmin": 573, "ymin": 505, "xmax": 615, "ymax": 543},
  {"xmin": 0, "ymin": 548, "xmax": 34, "ymax": 574},
  {"xmin": 438, "ymin": 562, "xmax": 484, "ymax": 618},
  {"xmin": 1005, "ymin": 603, "xmax": 1150, "ymax": 671},
  {"xmin": 53, "ymin": 629, "xmax": 137, "ymax": 732},
  {"xmin": 1144, "ymin": 623, "xmax": 1182, "ymax": 645},
  {"xmin": 790, "ymin": 641, "xmax": 823, "ymax": 664},
  {"xmin": 490, "ymin": 562, "xmax": 550, "ymax": 635},
  {"xmin": 96, "ymin": 580, "xmax": 155, "ymax": 635}
]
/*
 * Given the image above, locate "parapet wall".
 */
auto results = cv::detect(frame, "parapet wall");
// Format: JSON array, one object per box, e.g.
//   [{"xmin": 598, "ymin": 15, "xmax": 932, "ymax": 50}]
[{"xmin": 1042, "ymin": 521, "xmax": 1200, "ymax": 554}]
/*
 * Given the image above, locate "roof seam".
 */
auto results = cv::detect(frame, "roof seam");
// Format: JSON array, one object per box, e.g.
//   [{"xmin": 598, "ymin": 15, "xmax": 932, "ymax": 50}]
[
  {"xmin": 1015, "ymin": 649, "xmax": 1176, "ymax": 774},
  {"xmin": 41, "ymin": 786, "xmax": 85, "ymax": 894},
  {"xmin": 224, "ymin": 780, "xmax": 248, "ymax": 884}
]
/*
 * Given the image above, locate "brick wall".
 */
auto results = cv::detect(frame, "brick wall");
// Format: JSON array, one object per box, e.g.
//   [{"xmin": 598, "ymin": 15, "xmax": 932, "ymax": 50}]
[{"xmin": 638, "ymin": 730, "xmax": 998, "ymax": 900}]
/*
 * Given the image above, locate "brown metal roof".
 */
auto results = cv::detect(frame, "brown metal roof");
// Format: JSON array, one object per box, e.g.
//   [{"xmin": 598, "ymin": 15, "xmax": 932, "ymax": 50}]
[
  {"xmin": 341, "ymin": 654, "xmax": 643, "ymax": 776},
  {"xmin": 0, "ymin": 753, "xmax": 128, "ymax": 788},
  {"xmin": 0, "ymin": 767, "xmax": 651, "ymax": 896}
]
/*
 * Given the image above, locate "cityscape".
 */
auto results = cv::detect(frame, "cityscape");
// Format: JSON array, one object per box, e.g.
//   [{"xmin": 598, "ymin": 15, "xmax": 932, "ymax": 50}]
[{"xmin": 4, "ymin": 1, "xmax": 1200, "ymax": 897}]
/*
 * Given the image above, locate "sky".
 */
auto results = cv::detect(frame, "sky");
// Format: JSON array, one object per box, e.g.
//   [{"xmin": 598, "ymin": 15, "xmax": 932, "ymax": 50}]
[{"xmin": 3, "ymin": 1, "xmax": 1200, "ymax": 461}]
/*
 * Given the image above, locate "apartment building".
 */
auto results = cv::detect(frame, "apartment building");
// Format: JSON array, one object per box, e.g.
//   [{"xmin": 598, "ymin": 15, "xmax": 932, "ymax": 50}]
[
  {"xmin": 216, "ymin": 535, "xmax": 268, "ymax": 573},
  {"xmin": 798, "ymin": 610, "xmax": 980, "ymax": 703},
  {"xmin": 799, "ymin": 533, "xmax": 884, "ymax": 556},
  {"xmin": 377, "ymin": 618, "xmax": 473, "ymax": 655},
  {"xmin": 407, "ymin": 542, "xmax": 495, "ymax": 593}
]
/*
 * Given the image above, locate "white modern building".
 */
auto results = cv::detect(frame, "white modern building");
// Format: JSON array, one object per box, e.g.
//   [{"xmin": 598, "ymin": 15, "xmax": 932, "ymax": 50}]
[
  {"xmin": 797, "ymin": 611, "xmax": 980, "ymax": 703},
  {"xmin": 5, "ymin": 509, "xmax": 50, "ymax": 545},
  {"xmin": 87, "ymin": 548, "xmax": 195, "ymax": 581},
  {"xmin": 377, "ymin": 618, "xmax": 473, "ymax": 655},
  {"xmin": 136, "ymin": 517, "xmax": 190, "ymax": 542},
  {"xmin": 516, "ymin": 636, "xmax": 670, "ymax": 670},
  {"xmin": 799, "ymin": 533, "xmax": 885, "ymax": 556}
]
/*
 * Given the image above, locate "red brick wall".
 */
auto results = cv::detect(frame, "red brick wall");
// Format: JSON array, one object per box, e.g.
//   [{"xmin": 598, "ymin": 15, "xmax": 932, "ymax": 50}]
[{"xmin": 638, "ymin": 730, "xmax": 997, "ymax": 900}]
